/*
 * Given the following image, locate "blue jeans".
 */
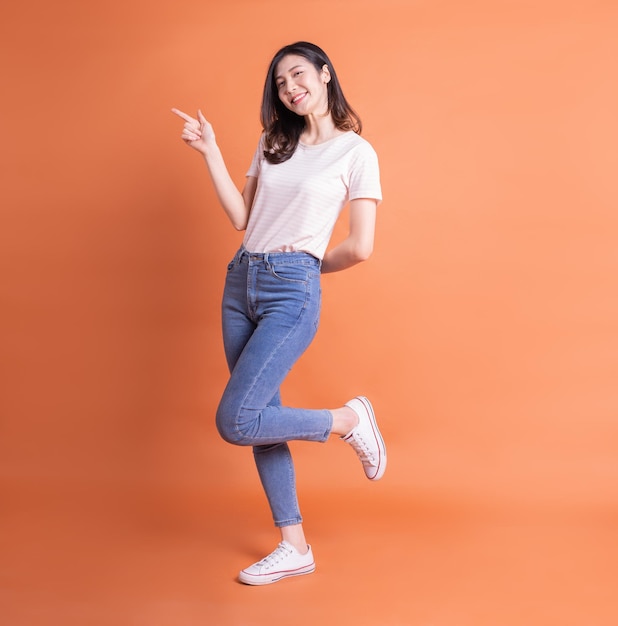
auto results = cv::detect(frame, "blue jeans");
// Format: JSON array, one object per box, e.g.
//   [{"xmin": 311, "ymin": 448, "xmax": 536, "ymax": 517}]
[{"xmin": 216, "ymin": 248, "xmax": 333, "ymax": 527}]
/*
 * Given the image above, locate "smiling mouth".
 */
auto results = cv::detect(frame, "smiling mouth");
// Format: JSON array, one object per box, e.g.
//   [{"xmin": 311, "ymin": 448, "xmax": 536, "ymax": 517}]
[{"xmin": 291, "ymin": 93, "xmax": 307, "ymax": 105}]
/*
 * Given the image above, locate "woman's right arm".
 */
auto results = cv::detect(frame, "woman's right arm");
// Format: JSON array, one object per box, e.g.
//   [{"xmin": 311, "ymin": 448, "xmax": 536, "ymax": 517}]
[{"xmin": 172, "ymin": 108, "xmax": 255, "ymax": 231}]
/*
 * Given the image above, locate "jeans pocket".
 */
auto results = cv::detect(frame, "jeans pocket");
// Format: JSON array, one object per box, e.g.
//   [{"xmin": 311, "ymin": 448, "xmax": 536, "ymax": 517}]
[{"xmin": 267, "ymin": 263, "xmax": 309, "ymax": 284}]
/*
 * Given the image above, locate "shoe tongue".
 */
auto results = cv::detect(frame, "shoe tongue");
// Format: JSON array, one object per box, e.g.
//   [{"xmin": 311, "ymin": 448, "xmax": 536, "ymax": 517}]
[{"xmin": 279, "ymin": 540, "xmax": 295, "ymax": 552}]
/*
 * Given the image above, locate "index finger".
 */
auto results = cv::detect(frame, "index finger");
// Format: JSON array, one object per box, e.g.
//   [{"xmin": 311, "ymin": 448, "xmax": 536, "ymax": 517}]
[{"xmin": 171, "ymin": 107, "xmax": 197, "ymax": 123}]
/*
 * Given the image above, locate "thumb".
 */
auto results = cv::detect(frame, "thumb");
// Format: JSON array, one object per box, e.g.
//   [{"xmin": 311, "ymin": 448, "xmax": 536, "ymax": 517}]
[{"xmin": 197, "ymin": 109, "xmax": 207, "ymax": 126}]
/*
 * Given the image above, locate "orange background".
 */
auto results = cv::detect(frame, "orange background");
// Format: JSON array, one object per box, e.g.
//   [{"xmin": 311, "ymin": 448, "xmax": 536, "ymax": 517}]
[{"xmin": 1, "ymin": 1, "xmax": 617, "ymax": 624}]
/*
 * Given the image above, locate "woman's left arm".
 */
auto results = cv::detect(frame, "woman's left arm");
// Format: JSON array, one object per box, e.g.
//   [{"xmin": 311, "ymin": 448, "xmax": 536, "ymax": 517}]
[{"xmin": 321, "ymin": 198, "xmax": 377, "ymax": 273}]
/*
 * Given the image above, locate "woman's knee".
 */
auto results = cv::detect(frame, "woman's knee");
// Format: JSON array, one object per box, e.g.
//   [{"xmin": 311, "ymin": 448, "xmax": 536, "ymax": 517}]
[{"xmin": 215, "ymin": 404, "xmax": 255, "ymax": 446}]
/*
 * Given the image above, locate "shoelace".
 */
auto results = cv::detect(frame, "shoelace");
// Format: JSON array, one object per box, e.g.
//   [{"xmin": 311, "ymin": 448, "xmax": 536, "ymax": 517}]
[
  {"xmin": 258, "ymin": 543, "xmax": 293, "ymax": 570},
  {"xmin": 348, "ymin": 431, "xmax": 377, "ymax": 465}
]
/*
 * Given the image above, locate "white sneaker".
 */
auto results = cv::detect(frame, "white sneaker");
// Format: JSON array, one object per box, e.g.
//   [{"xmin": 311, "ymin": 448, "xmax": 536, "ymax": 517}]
[
  {"xmin": 238, "ymin": 541, "xmax": 315, "ymax": 585},
  {"xmin": 341, "ymin": 396, "xmax": 387, "ymax": 480}
]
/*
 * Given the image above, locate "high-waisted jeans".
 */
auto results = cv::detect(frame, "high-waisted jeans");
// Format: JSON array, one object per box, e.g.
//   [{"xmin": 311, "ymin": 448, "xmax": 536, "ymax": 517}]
[{"xmin": 216, "ymin": 247, "xmax": 333, "ymax": 527}]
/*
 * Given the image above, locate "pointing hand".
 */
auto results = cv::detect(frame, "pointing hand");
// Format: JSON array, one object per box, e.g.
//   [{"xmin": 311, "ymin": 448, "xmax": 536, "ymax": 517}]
[{"xmin": 171, "ymin": 108, "xmax": 216, "ymax": 153}]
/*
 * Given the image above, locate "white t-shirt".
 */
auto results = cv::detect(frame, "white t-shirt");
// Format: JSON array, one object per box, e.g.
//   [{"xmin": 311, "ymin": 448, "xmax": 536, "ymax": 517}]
[{"xmin": 243, "ymin": 131, "xmax": 382, "ymax": 260}]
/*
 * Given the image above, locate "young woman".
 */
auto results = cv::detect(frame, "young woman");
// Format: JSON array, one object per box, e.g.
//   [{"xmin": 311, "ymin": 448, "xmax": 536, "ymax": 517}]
[{"xmin": 172, "ymin": 41, "xmax": 386, "ymax": 585}]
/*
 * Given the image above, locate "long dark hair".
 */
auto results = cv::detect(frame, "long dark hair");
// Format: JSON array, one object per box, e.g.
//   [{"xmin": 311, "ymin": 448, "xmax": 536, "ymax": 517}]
[{"xmin": 260, "ymin": 41, "xmax": 362, "ymax": 164}]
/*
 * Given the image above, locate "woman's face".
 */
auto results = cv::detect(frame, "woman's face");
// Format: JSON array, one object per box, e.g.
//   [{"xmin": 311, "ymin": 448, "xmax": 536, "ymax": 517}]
[{"xmin": 274, "ymin": 54, "xmax": 330, "ymax": 117}]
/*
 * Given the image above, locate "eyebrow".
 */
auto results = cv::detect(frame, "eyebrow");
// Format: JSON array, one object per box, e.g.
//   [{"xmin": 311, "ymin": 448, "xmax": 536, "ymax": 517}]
[{"xmin": 275, "ymin": 64, "xmax": 304, "ymax": 80}]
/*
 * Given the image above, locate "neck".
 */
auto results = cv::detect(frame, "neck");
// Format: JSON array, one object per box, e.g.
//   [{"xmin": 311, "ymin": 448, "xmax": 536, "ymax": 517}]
[{"xmin": 301, "ymin": 113, "xmax": 342, "ymax": 145}]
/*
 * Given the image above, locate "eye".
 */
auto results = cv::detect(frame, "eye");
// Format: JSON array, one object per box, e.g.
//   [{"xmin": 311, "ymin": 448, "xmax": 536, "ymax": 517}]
[{"xmin": 294, "ymin": 70, "xmax": 303, "ymax": 77}]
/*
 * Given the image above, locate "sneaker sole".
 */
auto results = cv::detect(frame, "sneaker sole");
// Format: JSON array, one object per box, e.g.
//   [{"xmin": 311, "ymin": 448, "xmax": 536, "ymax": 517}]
[{"xmin": 238, "ymin": 563, "xmax": 316, "ymax": 586}]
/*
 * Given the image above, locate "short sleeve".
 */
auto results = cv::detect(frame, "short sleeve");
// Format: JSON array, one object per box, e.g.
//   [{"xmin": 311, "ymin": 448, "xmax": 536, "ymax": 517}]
[
  {"xmin": 246, "ymin": 135, "xmax": 265, "ymax": 178},
  {"xmin": 348, "ymin": 142, "xmax": 382, "ymax": 203}
]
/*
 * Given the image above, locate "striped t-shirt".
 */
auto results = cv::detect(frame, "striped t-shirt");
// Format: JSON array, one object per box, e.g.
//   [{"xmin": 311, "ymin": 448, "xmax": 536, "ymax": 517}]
[{"xmin": 243, "ymin": 131, "xmax": 382, "ymax": 260}]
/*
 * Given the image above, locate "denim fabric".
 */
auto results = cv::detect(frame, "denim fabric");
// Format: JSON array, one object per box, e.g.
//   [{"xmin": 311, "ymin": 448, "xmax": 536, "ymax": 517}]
[{"xmin": 216, "ymin": 247, "xmax": 333, "ymax": 527}]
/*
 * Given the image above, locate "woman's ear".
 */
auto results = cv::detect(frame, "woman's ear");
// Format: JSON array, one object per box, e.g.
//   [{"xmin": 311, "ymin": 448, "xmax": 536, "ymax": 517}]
[{"xmin": 322, "ymin": 64, "xmax": 332, "ymax": 84}]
